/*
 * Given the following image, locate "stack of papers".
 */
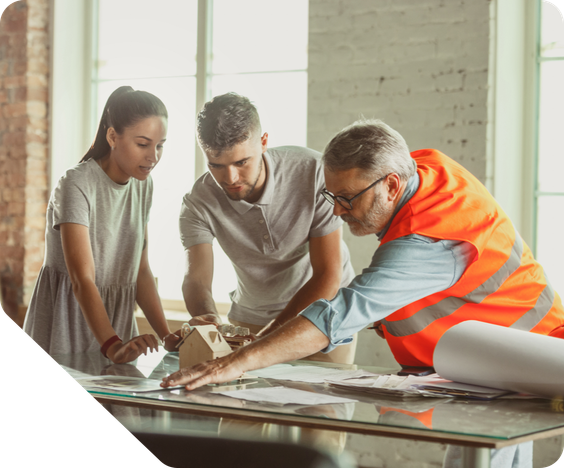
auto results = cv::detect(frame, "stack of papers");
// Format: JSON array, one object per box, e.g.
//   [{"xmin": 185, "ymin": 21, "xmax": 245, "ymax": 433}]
[
  {"xmin": 328, "ymin": 374, "xmax": 512, "ymax": 400},
  {"xmin": 247, "ymin": 364, "xmax": 511, "ymax": 400}
]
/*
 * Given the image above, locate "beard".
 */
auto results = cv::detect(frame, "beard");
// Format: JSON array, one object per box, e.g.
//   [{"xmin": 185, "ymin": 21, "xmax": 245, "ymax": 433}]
[
  {"xmin": 223, "ymin": 158, "xmax": 263, "ymax": 201},
  {"xmin": 341, "ymin": 193, "xmax": 391, "ymax": 236}
]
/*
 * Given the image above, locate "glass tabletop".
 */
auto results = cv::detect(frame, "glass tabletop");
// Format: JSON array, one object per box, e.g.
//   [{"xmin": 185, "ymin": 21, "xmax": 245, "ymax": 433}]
[{"xmin": 52, "ymin": 348, "xmax": 564, "ymax": 443}]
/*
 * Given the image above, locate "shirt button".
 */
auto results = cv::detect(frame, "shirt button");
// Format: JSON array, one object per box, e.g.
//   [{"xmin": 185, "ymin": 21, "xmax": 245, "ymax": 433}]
[
  {"xmin": 259, "ymin": 220, "xmax": 264, "ymax": 224},
  {"xmin": 263, "ymin": 234, "xmax": 269, "ymax": 240}
]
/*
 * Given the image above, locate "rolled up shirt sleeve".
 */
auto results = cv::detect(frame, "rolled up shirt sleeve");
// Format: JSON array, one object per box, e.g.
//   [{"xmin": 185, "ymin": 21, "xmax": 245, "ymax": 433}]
[{"xmin": 300, "ymin": 234, "xmax": 475, "ymax": 353}]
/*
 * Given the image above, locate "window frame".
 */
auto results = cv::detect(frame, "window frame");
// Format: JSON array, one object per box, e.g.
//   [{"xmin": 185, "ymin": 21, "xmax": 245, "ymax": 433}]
[
  {"xmin": 533, "ymin": 0, "xmax": 564, "ymax": 255},
  {"xmin": 50, "ymin": 0, "xmax": 309, "ymax": 310},
  {"xmin": 486, "ymin": 0, "xmax": 538, "ymax": 249}
]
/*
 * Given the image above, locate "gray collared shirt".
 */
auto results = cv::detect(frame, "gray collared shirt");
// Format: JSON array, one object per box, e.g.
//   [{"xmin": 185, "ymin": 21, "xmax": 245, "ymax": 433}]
[{"xmin": 179, "ymin": 146, "xmax": 355, "ymax": 326}]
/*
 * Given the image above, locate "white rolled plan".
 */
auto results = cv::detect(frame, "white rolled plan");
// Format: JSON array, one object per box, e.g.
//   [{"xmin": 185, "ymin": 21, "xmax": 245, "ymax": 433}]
[{"xmin": 433, "ymin": 321, "xmax": 564, "ymax": 398}]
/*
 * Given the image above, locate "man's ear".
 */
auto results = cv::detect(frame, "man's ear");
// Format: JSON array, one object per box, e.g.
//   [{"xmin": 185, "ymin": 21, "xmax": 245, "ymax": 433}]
[
  {"xmin": 260, "ymin": 132, "xmax": 269, "ymax": 153},
  {"xmin": 386, "ymin": 173, "xmax": 402, "ymax": 201}
]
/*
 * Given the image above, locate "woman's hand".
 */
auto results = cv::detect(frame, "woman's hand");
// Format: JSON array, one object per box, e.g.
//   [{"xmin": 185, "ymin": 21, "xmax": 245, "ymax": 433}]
[{"xmin": 107, "ymin": 334, "xmax": 159, "ymax": 364}]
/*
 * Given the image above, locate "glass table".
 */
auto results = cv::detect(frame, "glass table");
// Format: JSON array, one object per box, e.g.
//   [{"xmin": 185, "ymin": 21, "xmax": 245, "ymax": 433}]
[{"xmin": 53, "ymin": 348, "xmax": 564, "ymax": 468}]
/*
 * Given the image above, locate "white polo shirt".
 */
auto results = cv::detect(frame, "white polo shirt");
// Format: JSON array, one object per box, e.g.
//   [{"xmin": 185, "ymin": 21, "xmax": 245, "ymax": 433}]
[{"xmin": 179, "ymin": 146, "xmax": 355, "ymax": 326}]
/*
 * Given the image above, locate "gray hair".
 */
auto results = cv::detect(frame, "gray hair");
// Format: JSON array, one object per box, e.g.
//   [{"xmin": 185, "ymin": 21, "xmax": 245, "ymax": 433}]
[{"xmin": 322, "ymin": 119, "xmax": 416, "ymax": 181}]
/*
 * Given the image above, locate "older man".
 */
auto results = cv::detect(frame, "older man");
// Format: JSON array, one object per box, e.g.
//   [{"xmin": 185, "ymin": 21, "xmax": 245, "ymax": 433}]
[{"xmin": 164, "ymin": 118, "xmax": 564, "ymax": 388}]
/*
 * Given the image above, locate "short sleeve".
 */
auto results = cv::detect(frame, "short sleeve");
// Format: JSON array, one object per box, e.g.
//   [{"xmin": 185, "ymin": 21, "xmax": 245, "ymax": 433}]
[
  {"xmin": 144, "ymin": 176, "xmax": 153, "ymax": 225},
  {"xmin": 309, "ymin": 161, "xmax": 343, "ymax": 238},
  {"xmin": 178, "ymin": 193, "xmax": 215, "ymax": 249},
  {"xmin": 52, "ymin": 175, "xmax": 90, "ymax": 230}
]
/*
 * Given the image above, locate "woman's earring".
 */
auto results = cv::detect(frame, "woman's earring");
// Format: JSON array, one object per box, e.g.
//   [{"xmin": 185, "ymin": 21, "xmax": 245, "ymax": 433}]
[{"xmin": 111, "ymin": 146, "xmax": 115, "ymax": 150}]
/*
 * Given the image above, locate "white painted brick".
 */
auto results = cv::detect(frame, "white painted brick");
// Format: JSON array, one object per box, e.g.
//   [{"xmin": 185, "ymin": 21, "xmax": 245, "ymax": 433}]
[
  {"xmin": 453, "ymin": 52, "xmax": 489, "ymax": 72},
  {"xmin": 330, "ymin": 100, "xmax": 378, "ymax": 118},
  {"xmin": 351, "ymin": 9, "xmax": 406, "ymax": 31},
  {"xmin": 309, "ymin": 13, "xmax": 353, "ymax": 33},
  {"xmin": 434, "ymin": 72, "xmax": 464, "ymax": 92},
  {"xmin": 306, "ymin": 5, "xmax": 498, "ymax": 464},
  {"xmin": 307, "ymin": 0, "xmax": 342, "ymax": 17},
  {"xmin": 462, "ymin": 0, "xmax": 491, "ymax": 19},
  {"xmin": 392, "ymin": 0, "xmax": 446, "ymax": 8},
  {"xmin": 427, "ymin": 3, "xmax": 467, "ymax": 24},
  {"xmin": 342, "ymin": 0, "xmax": 391, "ymax": 16}
]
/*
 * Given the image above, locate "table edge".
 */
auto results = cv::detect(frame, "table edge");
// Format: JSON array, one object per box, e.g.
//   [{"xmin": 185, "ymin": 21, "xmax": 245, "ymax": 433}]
[{"xmin": 93, "ymin": 393, "xmax": 564, "ymax": 449}]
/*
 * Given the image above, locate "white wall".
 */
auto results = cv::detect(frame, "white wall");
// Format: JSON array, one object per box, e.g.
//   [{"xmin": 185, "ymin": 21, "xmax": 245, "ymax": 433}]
[
  {"xmin": 307, "ymin": 1, "xmax": 559, "ymax": 467},
  {"xmin": 308, "ymin": 0, "xmax": 490, "ymax": 279}
]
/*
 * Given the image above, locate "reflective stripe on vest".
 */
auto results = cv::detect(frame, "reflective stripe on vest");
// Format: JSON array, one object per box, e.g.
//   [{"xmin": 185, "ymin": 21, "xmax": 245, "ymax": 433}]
[{"xmin": 382, "ymin": 233, "xmax": 556, "ymax": 337}]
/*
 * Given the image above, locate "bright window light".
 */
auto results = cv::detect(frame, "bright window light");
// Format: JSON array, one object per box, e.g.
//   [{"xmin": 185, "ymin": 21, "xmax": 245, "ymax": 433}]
[
  {"xmin": 535, "ymin": 1, "xmax": 564, "ymax": 297},
  {"xmin": 95, "ymin": 0, "xmax": 308, "ymax": 304}
]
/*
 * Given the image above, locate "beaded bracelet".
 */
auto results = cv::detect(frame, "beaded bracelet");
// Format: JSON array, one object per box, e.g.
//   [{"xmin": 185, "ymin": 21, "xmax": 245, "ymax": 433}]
[{"xmin": 101, "ymin": 335, "xmax": 122, "ymax": 358}]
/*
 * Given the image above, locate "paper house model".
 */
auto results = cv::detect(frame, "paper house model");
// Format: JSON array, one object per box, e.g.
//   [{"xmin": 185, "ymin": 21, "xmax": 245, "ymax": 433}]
[{"xmin": 176, "ymin": 324, "xmax": 232, "ymax": 369}]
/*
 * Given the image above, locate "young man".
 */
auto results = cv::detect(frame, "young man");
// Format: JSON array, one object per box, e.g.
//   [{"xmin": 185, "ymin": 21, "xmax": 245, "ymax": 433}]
[{"xmin": 178, "ymin": 93, "xmax": 356, "ymax": 363}]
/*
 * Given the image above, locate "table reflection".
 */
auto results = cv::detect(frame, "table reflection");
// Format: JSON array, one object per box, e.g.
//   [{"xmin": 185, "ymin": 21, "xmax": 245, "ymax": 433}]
[{"xmin": 53, "ymin": 349, "xmax": 564, "ymax": 441}]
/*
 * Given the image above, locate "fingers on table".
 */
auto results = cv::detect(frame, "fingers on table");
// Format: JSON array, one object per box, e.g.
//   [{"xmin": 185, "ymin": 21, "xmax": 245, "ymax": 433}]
[
  {"xmin": 123, "ymin": 334, "xmax": 158, "ymax": 358},
  {"xmin": 161, "ymin": 364, "xmax": 212, "ymax": 389}
]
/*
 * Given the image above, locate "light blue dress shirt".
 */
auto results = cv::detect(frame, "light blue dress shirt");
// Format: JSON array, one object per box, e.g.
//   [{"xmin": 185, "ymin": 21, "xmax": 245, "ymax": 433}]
[{"xmin": 300, "ymin": 173, "xmax": 474, "ymax": 353}]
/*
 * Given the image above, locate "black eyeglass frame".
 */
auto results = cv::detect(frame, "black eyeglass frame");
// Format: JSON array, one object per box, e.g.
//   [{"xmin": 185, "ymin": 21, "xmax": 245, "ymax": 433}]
[{"xmin": 321, "ymin": 173, "xmax": 391, "ymax": 210}]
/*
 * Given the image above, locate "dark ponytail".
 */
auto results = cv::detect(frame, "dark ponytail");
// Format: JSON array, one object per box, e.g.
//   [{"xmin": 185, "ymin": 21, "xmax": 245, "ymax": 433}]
[{"xmin": 81, "ymin": 86, "xmax": 168, "ymax": 162}]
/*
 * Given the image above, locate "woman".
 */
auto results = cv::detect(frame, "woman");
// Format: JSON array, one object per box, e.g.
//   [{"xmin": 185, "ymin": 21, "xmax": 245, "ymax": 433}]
[{"xmin": 24, "ymin": 86, "xmax": 180, "ymax": 363}]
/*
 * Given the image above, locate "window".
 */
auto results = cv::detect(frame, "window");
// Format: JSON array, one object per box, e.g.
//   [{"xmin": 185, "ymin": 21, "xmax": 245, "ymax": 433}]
[
  {"xmin": 93, "ymin": 0, "xmax": 308, "ymax": 304},
  {"xmin": 535, "ymin": 0, "xmax": 564, "ymax": 295}
]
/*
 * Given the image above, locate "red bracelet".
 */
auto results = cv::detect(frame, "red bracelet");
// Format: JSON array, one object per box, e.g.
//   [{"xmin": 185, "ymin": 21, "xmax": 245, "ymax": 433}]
[{"xmin": 101, "ymin": 335, "xmax": 122, "ymax": 358}]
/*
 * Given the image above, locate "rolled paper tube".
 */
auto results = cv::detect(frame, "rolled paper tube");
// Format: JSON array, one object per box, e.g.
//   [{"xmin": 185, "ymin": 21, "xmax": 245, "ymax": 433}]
[{"xmin": 434, "ymin": 321, "xmax": 564, "ymax": 398}]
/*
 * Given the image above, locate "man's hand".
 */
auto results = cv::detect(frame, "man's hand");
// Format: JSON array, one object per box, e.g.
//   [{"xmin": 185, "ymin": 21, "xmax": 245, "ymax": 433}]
[
  {"xmin": 161, "ymin": 353, "xmax": 244, "ymax": 390},
  {"xmin": 163, "ymin": 331, "xmax": 182, "ymax": 351},
  {"xmin": 107, "ymin": 334, "xmax": 159, "ymax": 363},
  {"xmin": 371, "ymin": 321, "xmax": 385, "ymax": 339},
  {"xmin": 161, "ymin": 316, "xmax": 330, "ymax": 391},
  {"xmin": 188, "ymin": 313, "xmax": 222, "ymax": 327}
]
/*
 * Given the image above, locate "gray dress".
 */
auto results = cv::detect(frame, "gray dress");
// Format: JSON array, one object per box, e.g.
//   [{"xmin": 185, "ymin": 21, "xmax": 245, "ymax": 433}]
[{"xmin": 24, "ymin": 158, "xmax": 152, "ymax": 355}]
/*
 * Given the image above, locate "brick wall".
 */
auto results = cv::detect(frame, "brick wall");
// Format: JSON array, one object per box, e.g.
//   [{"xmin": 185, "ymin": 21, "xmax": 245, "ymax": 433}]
[
  {"xmin": 306, "ymin": 2, "xmax": 487, "ymax": 467},
  {"xmin": 308, "ymin": 0, "xmax": 491, "ymax": 278},
  {"xmin": 308, "ymin": 0, "xmax": 490, "ymax": 177},
  {"xmin": 0, "ymin": 0, "xmax": 49, "ymax": 324}
]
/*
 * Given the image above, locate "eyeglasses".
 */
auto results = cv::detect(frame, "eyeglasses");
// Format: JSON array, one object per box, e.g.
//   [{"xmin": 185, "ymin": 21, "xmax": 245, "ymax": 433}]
[{"xmin": 321, "ymin": 174, "xmax": 390, "ymax": 210}]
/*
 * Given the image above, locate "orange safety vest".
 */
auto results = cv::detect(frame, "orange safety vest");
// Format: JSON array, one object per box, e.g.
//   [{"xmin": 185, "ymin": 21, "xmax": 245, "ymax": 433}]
[{"xmin": 380, "ymin": 149, "xmax": 564, "ymax": 367}]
